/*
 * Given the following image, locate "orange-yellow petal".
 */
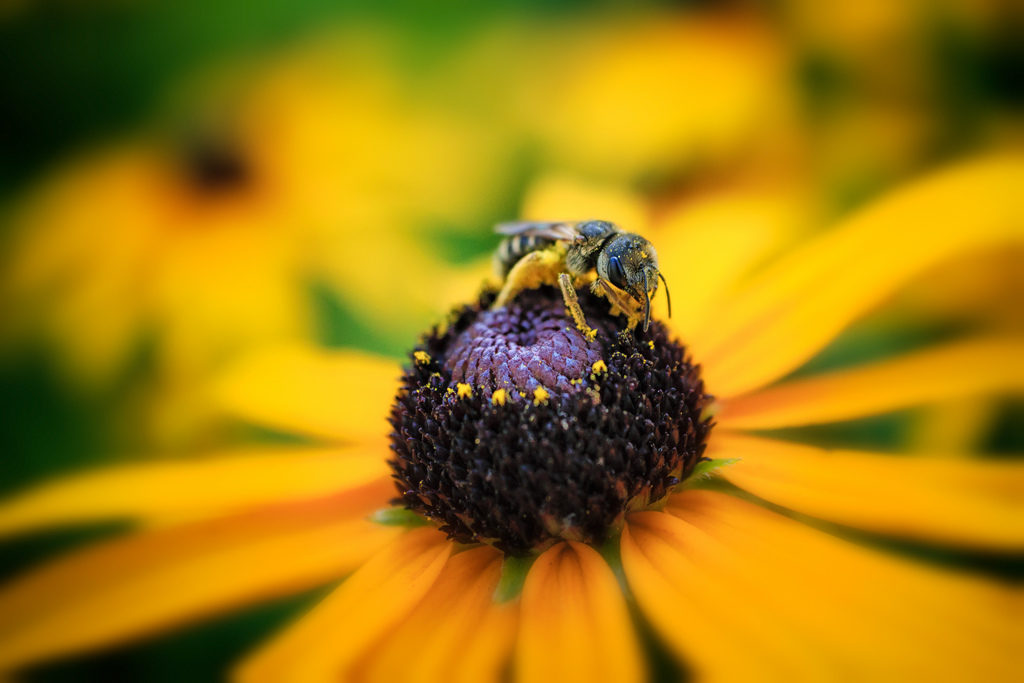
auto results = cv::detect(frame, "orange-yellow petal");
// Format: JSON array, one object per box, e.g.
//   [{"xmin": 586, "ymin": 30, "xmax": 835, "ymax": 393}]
[
  {"xmin": 691, "ymin": 156, "xmax": 1024, "ymax": 398},
  {"xmin": 717, "ymin": 336, "xmax": 1024, "ymax": 429},
  {"xmin": 0, "ymin": 446, "xmax": 390, "ymax": 538},
  {"xmin": 0, "ymin": 494, "xmax": 398, "ymax": 672},
  {"xmin": 624, "ymin": 491, "xmax": 1017, "ymax": 681},
  {"xmin": 658, "ymin": 186, "xmax": 811, "ymax": 342},
  {"xmin": 668, "ymin": 492, "xmax": 1020, "ymax": 676},
  {"xmin": 622, "ymin": 510, "xmax": 802, "ymax": 681},
  {"xmin": 516, "ymin": 541, "xmax": 644, "ymax": 683},
  {"xmin": 350, "ymin": 545, "xmax": 517, "ymax": 683},
  {"xmin": 709, "ymin": 432, "xmax": 1024, "ymax": 549},
  {"xmin": 213, "ymin": 345, "xmax": 400, "ymax": 442},
  {"xmin": 235, "ymin": 526, "xmax": 451, "ymax": 683}
]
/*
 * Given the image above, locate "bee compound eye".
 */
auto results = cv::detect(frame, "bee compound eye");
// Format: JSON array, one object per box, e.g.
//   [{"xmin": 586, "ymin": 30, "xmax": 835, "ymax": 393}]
[{"xmin": 607, "ymin": 256, "xmax": 628, "ymax": 289}]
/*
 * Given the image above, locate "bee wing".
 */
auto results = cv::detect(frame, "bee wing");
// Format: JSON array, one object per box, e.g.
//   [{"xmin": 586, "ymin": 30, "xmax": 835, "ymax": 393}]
[{"xmin": 494, "ymin": 221, "xmax": 582, "ymax": 242}]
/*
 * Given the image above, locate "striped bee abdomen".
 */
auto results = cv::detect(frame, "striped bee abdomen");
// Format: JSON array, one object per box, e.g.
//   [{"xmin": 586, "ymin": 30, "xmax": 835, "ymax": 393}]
[{"xmin": 494, "ymin": 234, "xmax": 557, "ymax": 277}]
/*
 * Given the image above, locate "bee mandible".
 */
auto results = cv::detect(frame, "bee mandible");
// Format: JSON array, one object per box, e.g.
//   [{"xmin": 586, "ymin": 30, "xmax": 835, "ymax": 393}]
[{"xmin": 492, "ymin": 220, "xmax": 671, "ymax": 335}]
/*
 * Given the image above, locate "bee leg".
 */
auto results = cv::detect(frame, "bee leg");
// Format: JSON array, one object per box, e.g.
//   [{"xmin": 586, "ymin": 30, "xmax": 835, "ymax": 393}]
[
  {"xmin": 559, "ymin": 272, "xmax": 597, "ymax": 341},
  {"xmin": 591, "ymin": 279, "xmax": 642, "ymax": 330},
  {"xmin": 493, "ymin": 249, "xmax": 558, "ymax": 309}
]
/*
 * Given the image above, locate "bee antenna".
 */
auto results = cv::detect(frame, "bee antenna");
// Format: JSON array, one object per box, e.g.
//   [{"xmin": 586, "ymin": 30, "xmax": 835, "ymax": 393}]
[
  {"xmin": 642, "ymin": 268, "xmax": 652, "ymax": 333},
  {"xmin": 656, "ymin": 270, "xmax": 672, "ymax": 319}
]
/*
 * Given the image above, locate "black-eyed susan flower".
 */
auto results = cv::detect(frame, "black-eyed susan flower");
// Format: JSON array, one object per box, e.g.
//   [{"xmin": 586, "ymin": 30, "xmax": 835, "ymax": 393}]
[
  {"xmin": 0, "ymin": 42, "xmax": 505, "ymax": 444},
  {"xmin": 500, "ymin": 14, "xmax": 796, "ymax": 184},
  {"xmin": 0, "ymin": 157, "xmax": 1021, "ymax": 680}
]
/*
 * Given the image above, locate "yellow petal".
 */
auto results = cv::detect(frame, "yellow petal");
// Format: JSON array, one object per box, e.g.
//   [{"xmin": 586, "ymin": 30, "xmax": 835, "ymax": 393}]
[
  {"xmin": 623, "ymin": 509, "xmax": 811, "ymax": 681},
  {"xmin": 657, "ymin": 186, "xmax": 811, "ymax": 342},
  {"xmin": 214, "ymin": 345, "xmax": 400, "ymax": 442},
  {"xmin": 315, "ymin": 229, "xmax": 463, "ymax": 342},
  {"xmin": 436, "ymin": 256, "xmax": 498, "ymax": 317},
  {"xmin": 519, "ymin": 174, "xmax": 651, "ymax": 233},
  {"xmin": 691, "ymin": 156, "xmax": 1024, "ymax": 398},
  {"xmin": 0, "ymin": 494, "xmax": 398, "ymax": 672},
  {"xmin": 235, "ymin": 527, "xmax": 451, "ymax": 683},
  {"xmin": 350, "ymin": 545, "xmax": 517, "ymax": 683},
  {"xmin": 0, "ymin": 446, "xmax": 391, "ymax": 538},
  {"xmin": 717, "ymin": 336, "xmax": 1024, "ymax": 429},
  {"xmin": 624, "ymin": 491, "xmax": 1017, "ymax": 681},
  {"xmin": 151, "ymin": 224, "xmax": 314, "ymax": 382},
  {"xmin": 668, "ymin": 492, "xmax": 1020, "ymax": 677},
  {"xmin": 709, "ymin": 432, "xmax": 1024, "ymax": 549},
  {"xmin": 516, "ymin": 542, "xmax": 645, "ymax": 683},
  {"xmin": 908, "ymin": 395, "xmax": 1002, "ymax": 454},
  {"xmin": 1, "ymin": 147, "xmax": 158, "ymax": 386}
]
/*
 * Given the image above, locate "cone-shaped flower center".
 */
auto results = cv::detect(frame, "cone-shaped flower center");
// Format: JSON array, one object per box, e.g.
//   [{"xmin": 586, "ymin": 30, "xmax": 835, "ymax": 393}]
[
  {"xmin": 389, "ymin": 286, "xmax": 712, "ymax": 555},
  {"xmin": 182, "ymin": 133, "xmax": 251, "ymax": 194}
]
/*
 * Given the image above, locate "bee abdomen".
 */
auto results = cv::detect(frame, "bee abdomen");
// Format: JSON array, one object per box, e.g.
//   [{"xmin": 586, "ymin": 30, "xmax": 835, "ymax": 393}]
[{"xmin": 495, "ymin": 234, "xmax": 557, "ymax": 276}]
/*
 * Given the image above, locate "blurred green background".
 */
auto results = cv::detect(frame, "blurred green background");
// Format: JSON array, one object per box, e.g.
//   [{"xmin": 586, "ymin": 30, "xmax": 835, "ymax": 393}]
[{"xmin": 1, "ymin": 1, "xmax": 1020, "ymax": 680}]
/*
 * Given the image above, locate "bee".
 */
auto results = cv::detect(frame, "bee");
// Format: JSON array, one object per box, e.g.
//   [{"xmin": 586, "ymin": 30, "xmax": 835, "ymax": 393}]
[{"xmin": 493, "ymin": 220, "xmax": 671, "ymax": 334}]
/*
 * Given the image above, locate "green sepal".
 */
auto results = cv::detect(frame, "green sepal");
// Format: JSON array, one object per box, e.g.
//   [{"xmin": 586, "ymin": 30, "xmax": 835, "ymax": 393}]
[
  {"xmin": 369, "ymin": 507, "xmax": 430, "ymax": 527},
  {"xmin": 680, "ymin": 458, "xmax": 739, "ymax": 489},
  {"xmin": 599, "ymin": 534, "xmax": 628, "ymax": 594},
  {"xmin": 493, "ymin": 554, "xmax": 534, "ymax": 603}
]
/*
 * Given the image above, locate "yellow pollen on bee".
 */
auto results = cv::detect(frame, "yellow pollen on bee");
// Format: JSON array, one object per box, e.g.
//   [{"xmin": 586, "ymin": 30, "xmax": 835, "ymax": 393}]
[
  {"xmin": 491, "ymin": 389, "xmax": 508, "ymax": 406},
  {"xmin": 413, "ymin": 350, "xmax": 431, "ymax": 365},
  {"xmin": 648, "ymin": 340, "xmax": 655, "ymax": 350},
  {"xmin": 493, "ymin": 245, "xmax": 567, "ymax": 309},
  {"xmin": 533, "ymin": 386, "xmax": 550, "ymax": 406},
  {"xmin": 456, "ymin": 383, "xmax": 473, "ymax": 399},
  {"xmin": 591, "ymin": 360, "xmax": 608, "ymax": 375}
]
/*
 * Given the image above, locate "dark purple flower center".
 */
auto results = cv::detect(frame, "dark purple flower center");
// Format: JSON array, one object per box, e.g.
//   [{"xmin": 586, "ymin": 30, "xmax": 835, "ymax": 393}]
[
  {"xmin": 444, "ymin": 300, "xmax": 603, "ymax": 396},
  {"xmin": 388, "ymin": 286, "xmax": 712, "ymax": 556}
]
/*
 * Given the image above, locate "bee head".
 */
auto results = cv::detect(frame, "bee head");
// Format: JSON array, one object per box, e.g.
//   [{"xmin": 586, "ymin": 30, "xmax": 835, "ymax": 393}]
[{"xmin": 598, "ymin": 234, "xmax": 672, "ymax": 332}]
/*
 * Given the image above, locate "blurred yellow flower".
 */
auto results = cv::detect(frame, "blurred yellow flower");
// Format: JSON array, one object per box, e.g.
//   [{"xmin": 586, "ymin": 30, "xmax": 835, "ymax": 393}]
[
  {"xmin": 420, "ymin": 12, "xmax": 802, "ymax": 190},
  {"xmin": 0, "ymin": 156, "xmax": 1021, "ymax": 680},
  {"xmin": 0, "ymin": 41, "xmax": 507, "ymax": 443},
  {"xmin": 242, "ymin": 44, "xmax": 511, "ymax": 333},
  {"xmin": 515, "ymin": 15, "xmax": 797, "ymax": 182},
  {"xmin": 2, "ymin": 137, "xmax": 318, "ymax": 379}
]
